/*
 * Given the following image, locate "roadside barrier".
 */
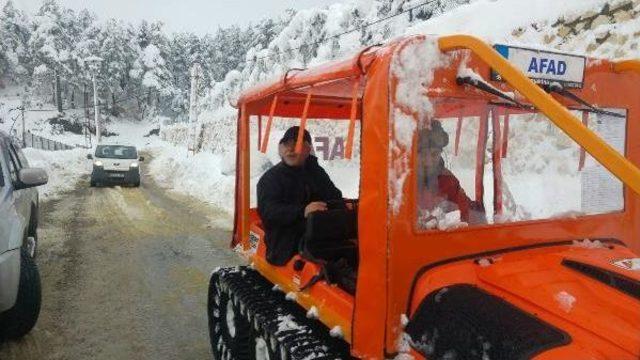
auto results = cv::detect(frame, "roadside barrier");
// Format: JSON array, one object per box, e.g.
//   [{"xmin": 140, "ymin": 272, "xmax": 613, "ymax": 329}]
[{"xmin": 22, "ymin": 131, "xmax": 75, "ymax": 151}]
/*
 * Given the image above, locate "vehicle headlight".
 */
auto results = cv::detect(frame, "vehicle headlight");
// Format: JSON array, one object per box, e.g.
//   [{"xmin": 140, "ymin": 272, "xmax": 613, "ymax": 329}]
[
  {"xmin": 130, "ymin": 162, "xmax": 139, "ymax": 168},
  {"xmin": 93, "ymin": 160, "xmax": 103, "ymax": 167}
]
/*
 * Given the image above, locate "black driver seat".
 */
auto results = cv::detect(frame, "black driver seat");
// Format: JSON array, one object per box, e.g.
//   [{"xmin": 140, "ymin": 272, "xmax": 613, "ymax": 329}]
[
  {"xmin": 300, "ymin": 208, "xmax": 358, "ymax": 262},
  {"xmin": 299, "ymin": 208, "xmax": 358, "ymax": 294}
]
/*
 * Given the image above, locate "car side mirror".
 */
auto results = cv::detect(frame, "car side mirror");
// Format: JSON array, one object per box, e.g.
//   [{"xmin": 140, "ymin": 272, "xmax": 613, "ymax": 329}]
[
  {"xmin": 138, "ymin": 156, "xmax": 145, "ymax": 162},
  {"xmin": 15, "ymin": 168, "xmax": 48, "ymax": 190},
  {"xmin": 87, "ymin": 154, "xmax": 93, "ymax": 159}
]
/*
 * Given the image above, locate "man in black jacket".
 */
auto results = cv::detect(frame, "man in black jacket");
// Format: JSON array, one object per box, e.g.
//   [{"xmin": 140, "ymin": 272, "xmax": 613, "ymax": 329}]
[{"xmin": 257, "ymin": 126, "xmax": 343, "ymax": 265}]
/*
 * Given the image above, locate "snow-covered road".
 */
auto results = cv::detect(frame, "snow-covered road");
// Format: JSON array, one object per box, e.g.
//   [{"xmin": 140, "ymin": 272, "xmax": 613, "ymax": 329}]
[{"xmin": 0, "ymin": 168, "xmax": 239, "ymax": 359}]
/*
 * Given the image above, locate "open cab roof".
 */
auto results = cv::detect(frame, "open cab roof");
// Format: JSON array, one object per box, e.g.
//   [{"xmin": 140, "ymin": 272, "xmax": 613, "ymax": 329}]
[
  {"xmin": 234, "ymin": 34, "xmax": 640, "ymax": 252},
  {"xmin": 232, "ymin": 34, "xmax": 640, "ymax": 357}
]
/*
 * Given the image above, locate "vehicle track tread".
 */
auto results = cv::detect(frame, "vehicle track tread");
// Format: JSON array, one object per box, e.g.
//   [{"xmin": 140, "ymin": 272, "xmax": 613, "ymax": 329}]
[{"xmin": 209, "ymin": 266, "xmax": 350, "ymax": 359}]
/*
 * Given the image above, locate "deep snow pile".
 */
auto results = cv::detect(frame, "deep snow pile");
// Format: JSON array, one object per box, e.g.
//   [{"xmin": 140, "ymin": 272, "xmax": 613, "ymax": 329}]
[
  {"xmin": 406, "ymin": 0, "xmax": 640, "ymax": 59},
  {"xmin": 147, "ymin": 144, "xmax": 237, "ymax": 214},
  {"xmin": 21, "ymin": 147, "xmax": 89, "ymax": 200}
]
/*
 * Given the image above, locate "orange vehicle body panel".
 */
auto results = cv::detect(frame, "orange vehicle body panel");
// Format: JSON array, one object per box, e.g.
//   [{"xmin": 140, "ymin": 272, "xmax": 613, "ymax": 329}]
[
  {"xmin": 408, "ymin": 244, "xmax": 640, "ymax": 359},
  {"xmin": 246, "ymin": 215, "xmax": 355, "ymax": 341},
  {"xmin": 232, "ymin": 34, "xmax": 640, "ymax": 359}
]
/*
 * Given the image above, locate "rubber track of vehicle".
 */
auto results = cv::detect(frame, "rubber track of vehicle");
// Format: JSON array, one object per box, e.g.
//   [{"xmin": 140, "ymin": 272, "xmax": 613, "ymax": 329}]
[{"xmin": 214, "ymin": 266, "xmax": 351, "ymax": 360}]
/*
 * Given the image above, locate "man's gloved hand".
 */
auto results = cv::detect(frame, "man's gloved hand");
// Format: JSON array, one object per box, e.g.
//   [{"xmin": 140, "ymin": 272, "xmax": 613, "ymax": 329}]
[{"xmin": 305, "ymin": 201, "xmax": 328, "ymax": 218}]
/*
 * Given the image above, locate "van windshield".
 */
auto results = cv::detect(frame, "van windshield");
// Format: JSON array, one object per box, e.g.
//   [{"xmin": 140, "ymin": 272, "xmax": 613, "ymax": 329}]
[{"xmin": 95, "ymin": 145, "xmax": 138, "ymax": 159}]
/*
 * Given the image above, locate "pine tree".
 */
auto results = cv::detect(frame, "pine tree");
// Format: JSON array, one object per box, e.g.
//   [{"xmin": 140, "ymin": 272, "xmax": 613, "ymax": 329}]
[{"xmin": 0, "ymin": 1, "xmax": 32, "ymax": 82}]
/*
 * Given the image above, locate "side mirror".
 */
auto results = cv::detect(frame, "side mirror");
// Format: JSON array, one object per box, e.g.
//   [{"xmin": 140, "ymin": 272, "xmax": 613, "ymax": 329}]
[
  {"xmin": 87, "ymin": 154, "xmax": 93, "ymax": 159},
  {"xmin": 138, "ymin": 156, "xmax": 145, "ymax": 162},
  {"xmin": 16, "ymin": 168, "xmax": 48, "ymax": 190}
]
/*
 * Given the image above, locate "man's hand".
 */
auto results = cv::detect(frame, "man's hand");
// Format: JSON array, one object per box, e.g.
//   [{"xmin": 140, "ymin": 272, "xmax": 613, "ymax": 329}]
[{"xmin": 304, "ymin": 201, "xmax": 328, "ymax": 218}]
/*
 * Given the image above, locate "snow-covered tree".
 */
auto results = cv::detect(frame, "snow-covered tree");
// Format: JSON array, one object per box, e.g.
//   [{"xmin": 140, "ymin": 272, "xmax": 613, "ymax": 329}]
[
  {"xmin": 95, "ymin": 19, "xmax": 136, "ymax": 113},
  {"xmin": 0, "ymin": 1, "xmax": 32, "ymax": 82}
]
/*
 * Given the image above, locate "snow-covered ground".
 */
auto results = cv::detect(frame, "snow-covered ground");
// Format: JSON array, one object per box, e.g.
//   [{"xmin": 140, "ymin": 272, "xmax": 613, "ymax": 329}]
[{"xmin": 21, "ymin": 147, "xmax": 89, "ymax": 200}]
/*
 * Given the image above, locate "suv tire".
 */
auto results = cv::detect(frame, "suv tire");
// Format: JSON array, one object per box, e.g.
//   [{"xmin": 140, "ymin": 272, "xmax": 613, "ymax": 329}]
[
  {"xmin": 0, "ymin": 248, "xmax": 42, "ymax": 339},
  {"xmin": 26, "ymin": 214, "xmax": 38, "ymax": 259}
]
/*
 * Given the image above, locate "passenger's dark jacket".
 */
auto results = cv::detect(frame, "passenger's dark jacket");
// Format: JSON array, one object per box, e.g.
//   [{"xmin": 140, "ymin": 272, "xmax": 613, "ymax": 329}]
[{"xmin": 257, "ymin": 155, "xmax": 342, "ymax": 265}]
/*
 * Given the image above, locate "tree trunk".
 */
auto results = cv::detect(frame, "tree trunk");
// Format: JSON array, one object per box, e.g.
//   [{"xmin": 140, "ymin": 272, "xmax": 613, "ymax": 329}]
[
  {"xmin": 55, "ymin": 70, "xmax": 63, "ymax": 113},
  {"xmin": 136, "ymin": 88, "xmax": 144, "ymax": 120},
  {"xmin": 71, "ymin": 88, "xmax": 76, "ymax": 109},
  {"xmin": 63, "ymin": 81, "xmax": 68, "ymax": 104},
  {"xmin": 84, "ymin": 84, "xmax": 90, "ymax": 117}
]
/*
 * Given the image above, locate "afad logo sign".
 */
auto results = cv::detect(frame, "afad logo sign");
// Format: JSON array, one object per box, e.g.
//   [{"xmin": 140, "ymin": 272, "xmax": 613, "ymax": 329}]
[
  {"xmin": 492, "ymin": 44, "xmax": 586, "ymax": 89},
  {"xmin": 313, "ymin": 136, "xmax": 346, "ymax": 160},
  {"xmin": 526, "ymin": 58, "xmax": 567, "ymax": 76}
]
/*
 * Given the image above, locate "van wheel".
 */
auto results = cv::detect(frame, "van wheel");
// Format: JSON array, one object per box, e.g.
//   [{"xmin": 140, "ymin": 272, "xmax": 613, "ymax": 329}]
[{"xmin": 0, "ymin": 249, "xmax": 42, "ymax": 339}]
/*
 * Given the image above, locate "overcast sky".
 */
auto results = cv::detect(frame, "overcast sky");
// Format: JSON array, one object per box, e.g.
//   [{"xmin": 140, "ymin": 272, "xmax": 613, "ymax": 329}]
[{"xmin": 7, "ymin": 0, "xmax": 341, "ymax": 35}]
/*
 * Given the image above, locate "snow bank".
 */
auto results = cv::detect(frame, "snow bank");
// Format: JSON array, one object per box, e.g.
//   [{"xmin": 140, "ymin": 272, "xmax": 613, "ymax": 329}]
[
  {"xmin": 21, "ymin": 148, "xmax": 89, "ymax": 200},
  {"xmin": 407, "ymin": 0, "xmax": 613, "ymax": 43},
  {"xmin": 408, "ymin": 0, "xmax": 640, "ymax": 60},
  {"xmin": 146, "ymin": 144, "xmax": 236, "ymax": 216}
]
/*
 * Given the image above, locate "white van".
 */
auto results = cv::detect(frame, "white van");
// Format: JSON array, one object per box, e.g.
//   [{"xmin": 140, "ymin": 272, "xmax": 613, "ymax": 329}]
[{"xmin": 88, "ymin": 144, "xmax": 143, "ymax": 187}]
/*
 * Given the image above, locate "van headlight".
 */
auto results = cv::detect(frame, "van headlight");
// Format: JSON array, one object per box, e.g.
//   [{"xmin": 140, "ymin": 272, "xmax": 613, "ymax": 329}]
[
  {"xmin": 130, "ymin": 162, "xmax": 139, "ymax": 168},
  {"xmin": 93, "ymin": 160, "xmax": 103, "ymax": 167}
]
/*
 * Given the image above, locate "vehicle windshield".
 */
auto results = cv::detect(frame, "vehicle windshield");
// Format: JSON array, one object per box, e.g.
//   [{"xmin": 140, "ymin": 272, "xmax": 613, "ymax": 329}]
[
  {"xmin": 95, "ymin": 145, "xmax": 138, "ymax": 159},
  {"xmin": 416, "ymin": 98, "xmax": 626, "ymax": 230}
]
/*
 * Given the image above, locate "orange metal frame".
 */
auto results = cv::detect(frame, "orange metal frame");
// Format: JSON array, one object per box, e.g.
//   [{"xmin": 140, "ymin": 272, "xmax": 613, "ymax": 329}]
[{"xmin": 232, "ymin": 35, "xmax": 640, "ymax": 359}]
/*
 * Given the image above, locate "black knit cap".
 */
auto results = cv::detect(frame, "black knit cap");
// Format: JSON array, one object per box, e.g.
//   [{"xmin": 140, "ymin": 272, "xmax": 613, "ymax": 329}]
[
  {"xmin": 280, "ymin": 126, "xmax": 312, "ymax": 144},
  {"xmin": 419, "ymin": 121, "xmax": 449, "ymax": 151}
]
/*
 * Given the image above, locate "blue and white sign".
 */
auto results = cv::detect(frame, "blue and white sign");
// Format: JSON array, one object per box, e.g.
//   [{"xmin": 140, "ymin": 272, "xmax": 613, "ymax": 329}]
[{"xmin": 492, "ymin": 44, "xmax": 586, "ymax": 89}]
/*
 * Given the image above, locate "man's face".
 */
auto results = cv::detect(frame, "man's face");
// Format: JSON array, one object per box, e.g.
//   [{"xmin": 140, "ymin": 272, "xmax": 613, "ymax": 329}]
[
  {"xmin": 422, "ymin": 147, "xmax": 444, "ymax": 177},
  {"xmin": 279, "ymin": 139, "xmax": 311, "ymax": 167}
]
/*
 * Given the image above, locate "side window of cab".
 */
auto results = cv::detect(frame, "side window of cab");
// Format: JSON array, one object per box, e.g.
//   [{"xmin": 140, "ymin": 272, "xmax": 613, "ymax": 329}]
[
  {"xmin": 6, "ymin": 142, "xmax": 22, "ymax": 184},
  {"xmin": 10, "ymin": 143, "xmax": 29, "ymax": 168}
]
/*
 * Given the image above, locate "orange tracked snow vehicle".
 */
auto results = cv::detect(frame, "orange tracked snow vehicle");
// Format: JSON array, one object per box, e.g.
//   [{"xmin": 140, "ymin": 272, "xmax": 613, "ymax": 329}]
[{"xmin": 208, "ymin": 34, "xmax": 640, "ymax": 359}]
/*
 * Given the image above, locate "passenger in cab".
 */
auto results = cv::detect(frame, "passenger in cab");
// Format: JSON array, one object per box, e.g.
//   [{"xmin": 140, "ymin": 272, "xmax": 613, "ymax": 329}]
[
  {"xmin": 257, "ymin": 126, "xmax": 343, "ymax": 265},
  {"xmin": 418, "ymin": 121, "xmax": 486, "ymax": 225}
]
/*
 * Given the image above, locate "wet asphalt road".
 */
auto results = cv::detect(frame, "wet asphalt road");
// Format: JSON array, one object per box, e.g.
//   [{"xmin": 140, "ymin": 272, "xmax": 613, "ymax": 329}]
[{"xmin": 0, "ymin": 173, "xmax": 238, "ymax": 359}]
